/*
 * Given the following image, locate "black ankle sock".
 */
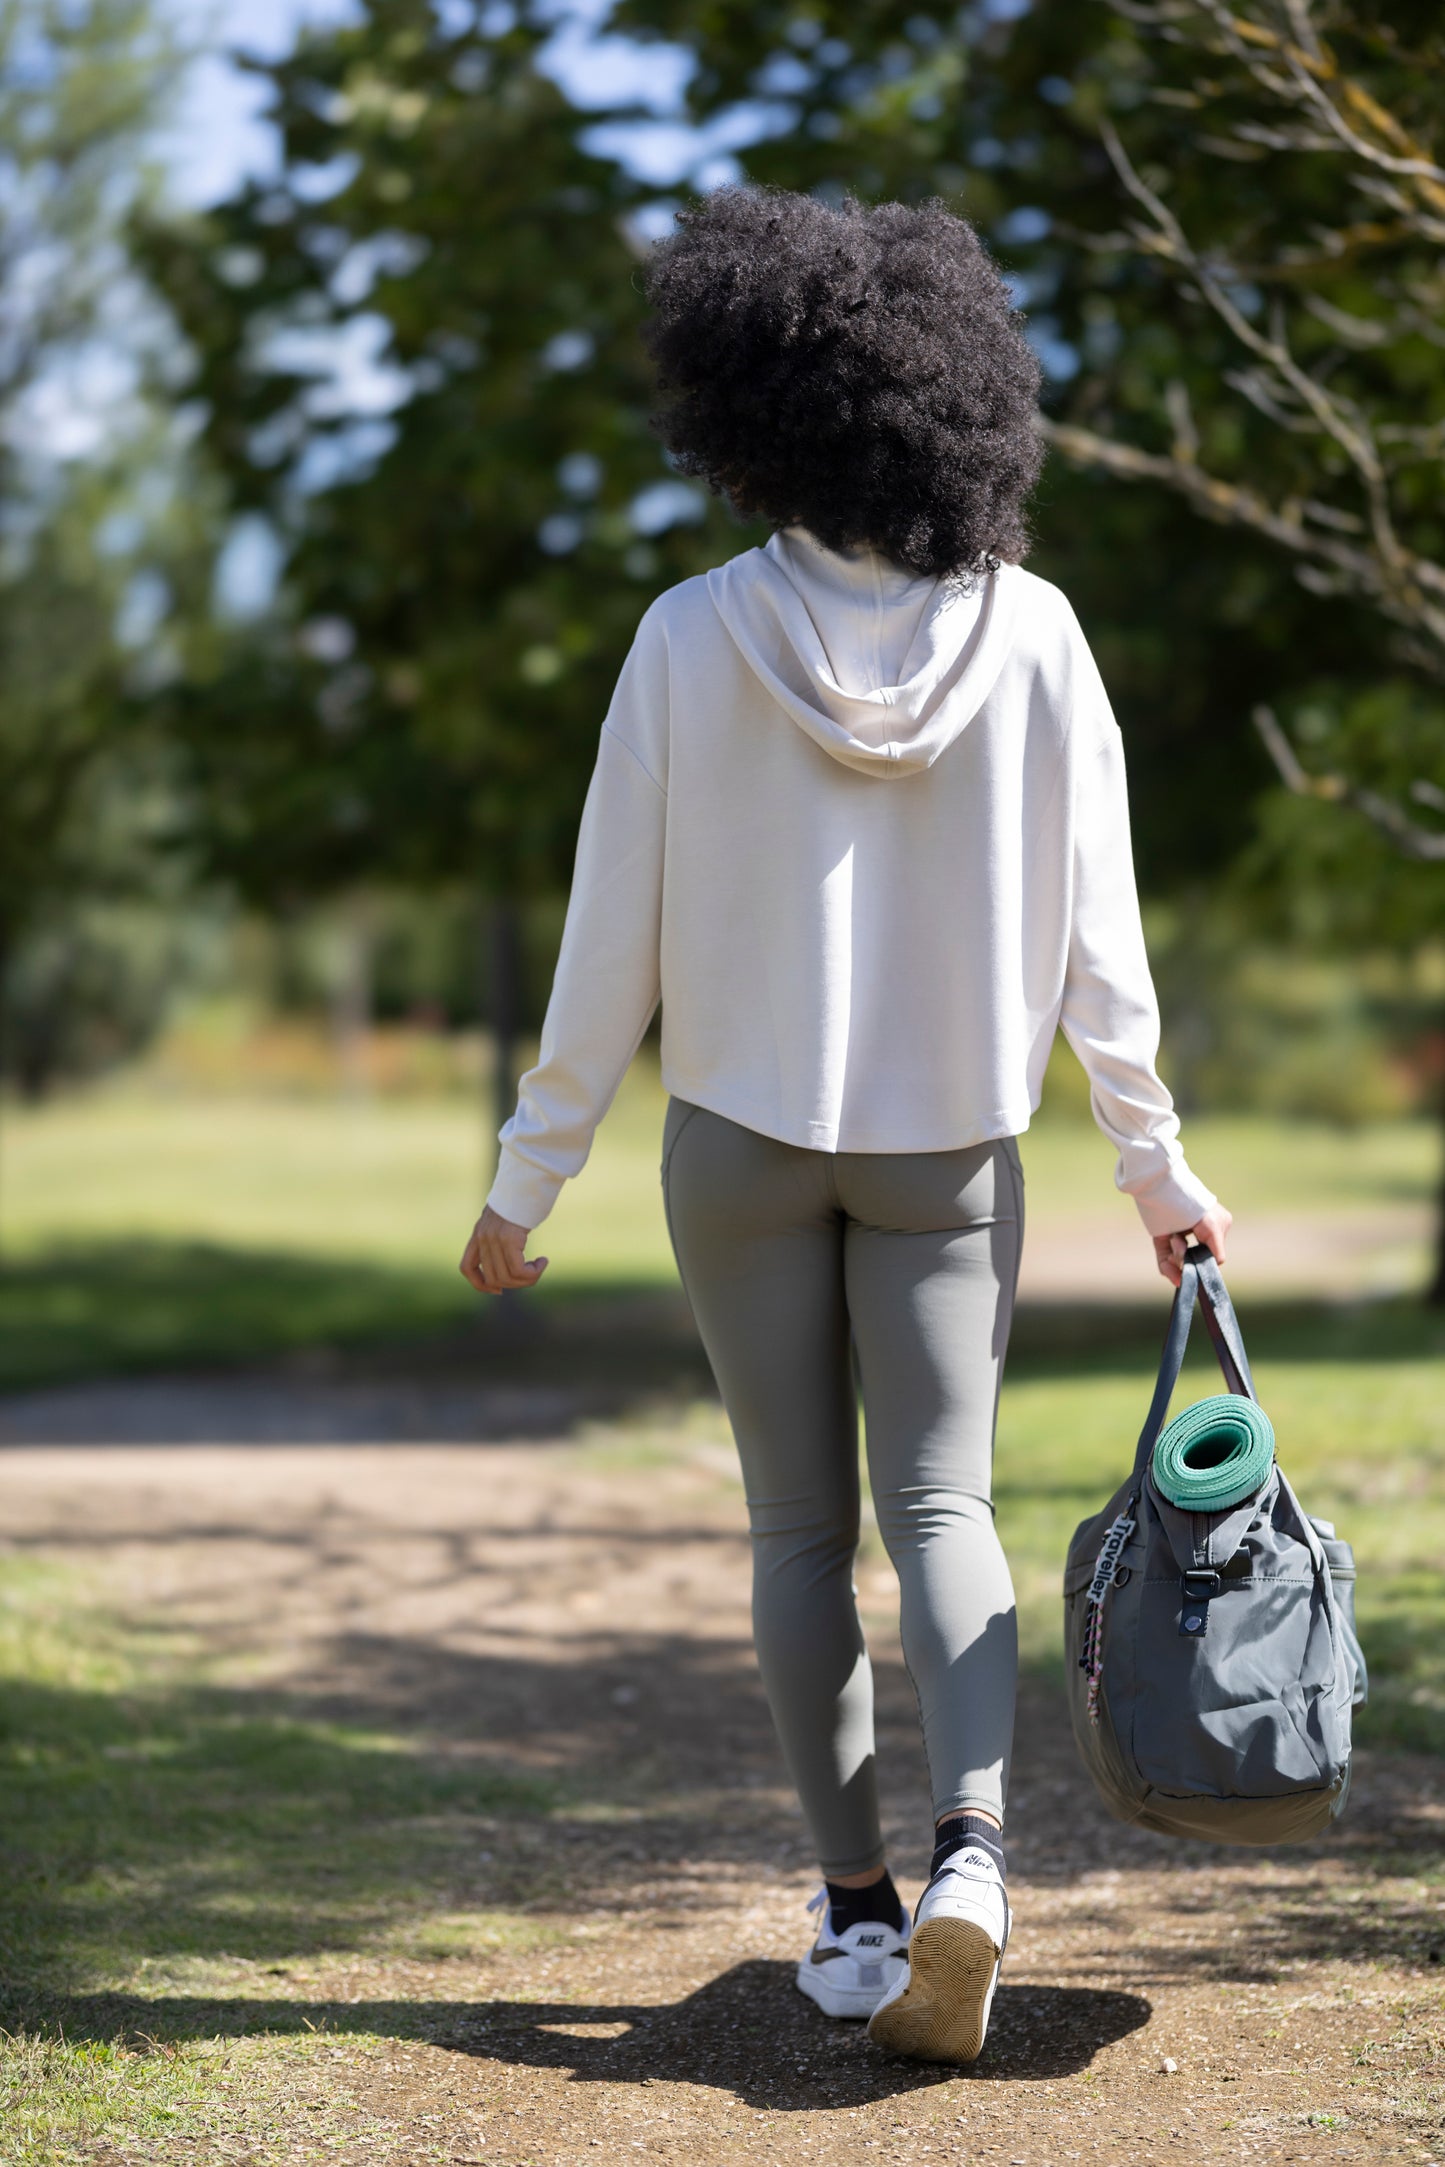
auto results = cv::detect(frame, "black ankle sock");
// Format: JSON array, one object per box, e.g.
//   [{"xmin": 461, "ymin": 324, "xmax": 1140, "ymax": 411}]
[
  {"xmin": 931, "ymin": 1815, "xmax": 1006, "ymax": 1883},
  {"xmin": 824, "ymin": 1870, "xmax": 905, "ymax": 1935}
]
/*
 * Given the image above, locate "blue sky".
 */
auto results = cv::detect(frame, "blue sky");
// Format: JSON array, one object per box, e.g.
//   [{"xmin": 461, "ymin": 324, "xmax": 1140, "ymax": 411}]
[
  {"xmin": 159, "ymin": 0, "xmax": 741, "ymax": 207},
  {"xmin": 159, "ymin": 0, "xmax": 357, "ymax": 207}
]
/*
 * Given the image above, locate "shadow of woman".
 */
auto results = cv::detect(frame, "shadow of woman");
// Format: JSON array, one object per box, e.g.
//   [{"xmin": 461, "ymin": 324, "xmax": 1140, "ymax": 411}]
[
  {"xmin": 31, "ymin": 1964, "xmax": 1151, "ymax": 2106},
  {"xmin": 456, "ymin": 1967, "xmax": 1151, "ymax": 2099}
]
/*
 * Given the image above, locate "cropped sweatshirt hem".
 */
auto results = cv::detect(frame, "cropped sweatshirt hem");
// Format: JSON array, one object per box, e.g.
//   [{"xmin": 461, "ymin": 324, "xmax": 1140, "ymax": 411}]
[
  {"xmin": 491, "ymin": 1082, "xmax": 1216, "ymax": 1242},
  {"xmin": 485, "ymin": 525, "xmax": 1217, "ymax": 1243},
  {"xmin": 660, "ymin": 1074, "xmax": 1034, "ymax": 1161}
]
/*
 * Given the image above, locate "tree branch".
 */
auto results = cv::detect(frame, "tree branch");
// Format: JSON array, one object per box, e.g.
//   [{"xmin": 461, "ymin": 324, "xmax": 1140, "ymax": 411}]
[
  {"xmin": 1036, "ymin": 415, "xmax": 1445, "ymax": 653},
  {"xmin": 1099, "ymin": 113, "xmax": 1409, "ymax": 574},
  {"xmin": 1189, "ymin": 1, "xmax": 1445, "ymax": 208},
  {"xmin": 1252, "ymin": 704, "xmax": 1445, "ymax": 860}
]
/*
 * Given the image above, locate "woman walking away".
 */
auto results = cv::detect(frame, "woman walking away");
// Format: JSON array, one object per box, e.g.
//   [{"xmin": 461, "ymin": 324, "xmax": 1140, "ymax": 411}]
[{"xmin": 460, "ymin": 187, "xmax": 1231, "ymax": 2066}]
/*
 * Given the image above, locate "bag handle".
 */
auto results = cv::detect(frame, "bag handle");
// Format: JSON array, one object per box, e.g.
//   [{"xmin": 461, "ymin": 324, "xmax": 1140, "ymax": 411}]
[{"xmin": 1131, "ymin": 1241, "xmax": 1257, "ymax": 1479}]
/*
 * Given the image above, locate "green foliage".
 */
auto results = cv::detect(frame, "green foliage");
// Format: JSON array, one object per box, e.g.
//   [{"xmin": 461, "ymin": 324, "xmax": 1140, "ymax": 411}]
[
  {"xmin": 0, "ymin": 4, "xmax": 198, "ymax": 1089},
  {"xmin": 0, "ymin": 0, "xmax": 171, "ymax": 358},
  {"xmin": 1143, "ymin": 911, "xmax": 1442, "ymax": 1124},
  {"xmin": 0, "ymin": 513, "xmax": 128, "ymax": 965},
  {"xmin": 139, "ymin": 0, "xmax": 758, "ymax": 907},
  {"xmin": 3, "ymin": 902, "xmax": 187, "ymax": 1099},
  {"xmin": 136, "ymin": 0, "xmax": 1442, "ymax": 935},
  {"xmin": 1241, "ymin": 680, "xmax": 1445, "ymax": 946}
]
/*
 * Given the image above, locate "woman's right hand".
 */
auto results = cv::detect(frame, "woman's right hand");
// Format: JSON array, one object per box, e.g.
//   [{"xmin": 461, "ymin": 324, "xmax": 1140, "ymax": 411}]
[
  {"xmin": 1153, "ymin": 1203, "xmax": 1233, "ymax": 1288},
  {"xmin": 460, "ymin": 1205, "xmax": 549, "ymax": 1295}
]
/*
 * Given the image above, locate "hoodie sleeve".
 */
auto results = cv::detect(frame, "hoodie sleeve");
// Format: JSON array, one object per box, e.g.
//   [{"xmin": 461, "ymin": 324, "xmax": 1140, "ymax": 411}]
[
  {"xmin": 484, "ymin": 623, "xmax": 668, "ymax": 1231},
  {"xmin": 1057, "ymin": 623, "xmax": 1219, "ymax": 1240}
]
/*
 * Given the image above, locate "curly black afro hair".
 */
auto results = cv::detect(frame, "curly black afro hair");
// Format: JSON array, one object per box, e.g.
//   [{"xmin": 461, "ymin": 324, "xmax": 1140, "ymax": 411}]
[{"xmin": 642, "ymin": 186, "xmax": 1044, "ymax": 579}]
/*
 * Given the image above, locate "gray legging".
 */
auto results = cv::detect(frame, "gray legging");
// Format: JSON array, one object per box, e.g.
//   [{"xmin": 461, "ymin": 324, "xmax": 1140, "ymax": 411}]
[{"xmin": 660, "ymin": 1095, "xmax": 1024, "ymax": 1878}]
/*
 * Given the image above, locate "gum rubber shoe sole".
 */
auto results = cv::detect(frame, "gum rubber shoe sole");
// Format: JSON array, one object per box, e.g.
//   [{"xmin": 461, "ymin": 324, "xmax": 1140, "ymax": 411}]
[{"xmin": 866, "ymin": 1916, "xmax": 1001, "ymax": 2064}]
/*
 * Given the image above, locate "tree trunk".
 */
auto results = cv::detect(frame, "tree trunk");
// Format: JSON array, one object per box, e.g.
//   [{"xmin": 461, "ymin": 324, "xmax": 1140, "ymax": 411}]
[
  {"xmin": 330, "ymin": 892, "xmax": 374, "ymax": 1101},
  {"xmin": 0, "ymin": 918, "xmax": 5, "ymax": 1265},
  {"xmin": 487, "ymin": 894, "xmax": 523, "ymax": 1187},
  {"xmin": 0, "ymin": 917, "xmax": 9, "ymax": 1263},
  {"xmin": 1428, "ymin": 1030, "xmax": 1445, "ymax": 1307}
]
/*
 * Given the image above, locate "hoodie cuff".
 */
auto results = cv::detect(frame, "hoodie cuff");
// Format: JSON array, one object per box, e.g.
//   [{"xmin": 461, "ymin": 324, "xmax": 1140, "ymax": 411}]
[
  {"xmin": 484, "ymin": 1147, "xmax": 564, "ymax": 1232},
  {"xmin": 1126, "ymin": 1159, "xmax": 1219, "ymax": 1240}
]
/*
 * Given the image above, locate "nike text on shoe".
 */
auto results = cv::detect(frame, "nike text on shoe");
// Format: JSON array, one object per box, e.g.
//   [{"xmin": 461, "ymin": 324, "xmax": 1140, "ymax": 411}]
[
  {"xmin": 866, "ymin": 1846, "xmax": 1009, "ymax": 2064},
  {"xmin": 795, "ymin": 1889, "xmax": 912, "ymax": 2021}
]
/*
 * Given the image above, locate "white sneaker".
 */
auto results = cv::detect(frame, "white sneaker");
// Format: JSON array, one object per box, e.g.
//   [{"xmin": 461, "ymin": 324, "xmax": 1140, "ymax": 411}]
[
  {"xmin": 795, "ymin": 1888, "xmax": 912, "ymax": 2020},
  {"xmin": 867, "ymin": 1843, "xmax": 1009, "ymax": 2063}
]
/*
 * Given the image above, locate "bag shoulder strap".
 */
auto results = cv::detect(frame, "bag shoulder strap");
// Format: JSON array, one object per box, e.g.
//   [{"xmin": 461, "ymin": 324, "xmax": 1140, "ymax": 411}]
[
  {"xmin": 1193, "ymin": 1249, "xmax": 1256, "ymax": 1401},
  {"xmin": 1131, "ymin": 1242, "xmax": 1258, "ymax": 1479}
]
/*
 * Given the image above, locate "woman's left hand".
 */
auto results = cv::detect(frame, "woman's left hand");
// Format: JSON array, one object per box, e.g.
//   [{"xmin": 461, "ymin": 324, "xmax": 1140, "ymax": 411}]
[
  {"xmin": 460, "ymin": 1205, "xmax": 549, "ymax": 1295},
  {"xmin": 1153, "ymin": 1203, "xmax": 1233, "ymax": 1288}
]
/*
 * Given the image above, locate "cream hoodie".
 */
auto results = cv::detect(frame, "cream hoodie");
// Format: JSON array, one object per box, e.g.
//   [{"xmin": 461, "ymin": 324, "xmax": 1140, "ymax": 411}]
[{"xmin": 486, "ymin": 525, "xmax": 1217, "ymax": 1239}]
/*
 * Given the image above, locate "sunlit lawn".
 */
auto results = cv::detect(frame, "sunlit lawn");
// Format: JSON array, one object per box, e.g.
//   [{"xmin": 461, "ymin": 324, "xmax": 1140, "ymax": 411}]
[
  {"xmin": 5, "ymin": 1047, "xmax": 1437, "ymax": 1259},
  {"xmin": 0, "ymin": 1054, "xmax": 670, "ymax": 1279},
  {"xmin": 0, "ymin": 1044, "xmax": 1437, "ymax": 1390},
  {"xmin": 0, "ymin": 1060, "xmax": 675, "ymax": 1391}
]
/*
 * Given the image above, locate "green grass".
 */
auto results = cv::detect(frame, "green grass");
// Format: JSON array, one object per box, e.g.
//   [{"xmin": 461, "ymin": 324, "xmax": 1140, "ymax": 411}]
[
  {"xmin": 0, "ymin": 1065, "xmax": 677, "ymax": 1392},
  {"xmin": 0, "ymin": 1556, "xmax": 559, "ymax": 2160},
  {"xmin": 0, "ymin": 1560, "xmax": 557, "ymax": 1997},
  {"xmin": 0, "ymin": 2027, "xmax": 252, "ymax": 2167},
  {"xmin": 0, "ymin": 1045, "xmax": 1438, "ymax": 1391},
  {"xmin": 0, "ymin": 1242, "xmax": 479, "ymax": 1394},
  {"xmin": 0, "ymin": 2020, "xmax": 458, "ymax": 2166},
  {"xmin": 1015, "ymin": 1105, "xmax": 1437, "ymax": 1216},
  {"xmin": 0, "ymin": 1065, "xmax": 673, "ymax": 1275}
]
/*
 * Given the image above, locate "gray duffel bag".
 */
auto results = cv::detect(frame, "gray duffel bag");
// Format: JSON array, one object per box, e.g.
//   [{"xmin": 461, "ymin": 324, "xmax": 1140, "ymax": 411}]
[{"xmin": 1063, "ymin": 1242, "xmax": 1367, "ymax": 1844}]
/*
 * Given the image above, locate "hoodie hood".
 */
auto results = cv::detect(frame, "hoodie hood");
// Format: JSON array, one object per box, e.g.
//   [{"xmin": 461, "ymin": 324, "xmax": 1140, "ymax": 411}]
[{"xmin": 705, "ymin": 524, "xmax": 1020, "ymax": 777}]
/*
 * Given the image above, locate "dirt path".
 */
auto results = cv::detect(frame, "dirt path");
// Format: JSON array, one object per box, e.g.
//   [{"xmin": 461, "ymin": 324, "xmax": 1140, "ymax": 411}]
[{"xmin": 1, "ymin": 1425, "xmax": 1442, "ymax": 2167}]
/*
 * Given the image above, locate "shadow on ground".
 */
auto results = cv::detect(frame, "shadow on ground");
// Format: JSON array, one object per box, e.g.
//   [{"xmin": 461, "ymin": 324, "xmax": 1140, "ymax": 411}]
[
  {"xmin": 1, "ymin": 1624, "xmax": 1441, "ymax": 1998},
  {"xmin": 0, "ymin": 1971, "xmax": 1152, "ymax": 2101}
]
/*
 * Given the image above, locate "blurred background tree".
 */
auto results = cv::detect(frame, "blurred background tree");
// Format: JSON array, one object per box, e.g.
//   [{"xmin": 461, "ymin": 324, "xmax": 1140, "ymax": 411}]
[
  {"xmin": 138, "ymin": 0, "xmax": 754, "ymax": 1155},
  {"xmin": 0, "ymin": 0, "xmax": 211, "ymax": 1203},
  {"xmin": 1027, "ymin": 0, "xmax": 1445, "ymax": 1286}
]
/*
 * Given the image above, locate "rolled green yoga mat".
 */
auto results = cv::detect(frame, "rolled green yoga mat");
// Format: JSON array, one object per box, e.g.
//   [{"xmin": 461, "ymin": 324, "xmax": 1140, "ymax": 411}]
[{"xmin": 1152, "ymin": 1394, "xmax": 1276, "ymax": 1511}]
